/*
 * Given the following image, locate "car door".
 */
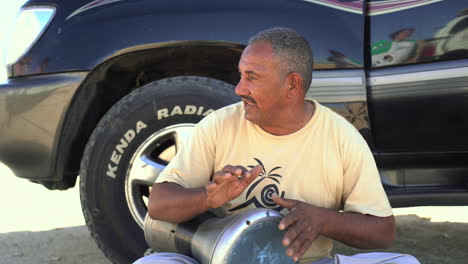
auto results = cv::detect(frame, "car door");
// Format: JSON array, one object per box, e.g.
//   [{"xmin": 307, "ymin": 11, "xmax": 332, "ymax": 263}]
[{"xmin": 367, "ymin": 0, "xmax": 468, "ymax": 168}]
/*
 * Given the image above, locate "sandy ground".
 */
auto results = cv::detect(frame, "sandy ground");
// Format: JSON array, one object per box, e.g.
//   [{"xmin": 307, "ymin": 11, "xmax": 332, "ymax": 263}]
[{"xmin": 1, "ymin": 162, "xmax": 467, "ymax": 264}]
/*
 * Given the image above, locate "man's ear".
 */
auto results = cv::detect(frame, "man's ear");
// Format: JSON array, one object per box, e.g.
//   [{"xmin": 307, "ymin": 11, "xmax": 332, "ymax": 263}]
[{"xmin": 287, "ymin": 72, "xmax": 304, "ymax": 97}]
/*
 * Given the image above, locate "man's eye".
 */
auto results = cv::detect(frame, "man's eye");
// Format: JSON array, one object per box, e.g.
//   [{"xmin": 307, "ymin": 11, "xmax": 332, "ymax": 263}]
[{"xmin": 247, "ymin": 75, "xmax": 256, "ymax": 81}]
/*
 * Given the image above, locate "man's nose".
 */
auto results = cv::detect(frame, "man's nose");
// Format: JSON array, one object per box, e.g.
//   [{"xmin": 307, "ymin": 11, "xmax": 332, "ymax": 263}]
[{"xmin": 235, "ymin": 78, "xmax": 248, "ymax": 96}]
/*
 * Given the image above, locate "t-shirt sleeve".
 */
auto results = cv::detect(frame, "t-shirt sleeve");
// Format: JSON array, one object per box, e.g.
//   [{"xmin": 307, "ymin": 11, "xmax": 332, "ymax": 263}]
[
  {"xmin": 155, "ymin": 114, "xmax": 217, "ymax": 188},
  {"xmin": 340, "ymin": 122, "xmax": 393, "ymax": 217}
]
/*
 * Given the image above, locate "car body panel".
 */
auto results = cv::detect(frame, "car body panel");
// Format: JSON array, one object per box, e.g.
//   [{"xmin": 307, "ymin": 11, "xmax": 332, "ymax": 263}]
[
  {"xmin": 367, "ymin": 0, "xmax": 468, "ymax": 166},
  {"xmin": 0, "ymin": 72, "xmax": 87, "ymax": 181},
  {"xmin": 368, "ymin": 59, "xmax": 468, "ymax": 154},
  {"xmin": 11, "ymin": 0, "xmax": 364, "ymax": 77}
]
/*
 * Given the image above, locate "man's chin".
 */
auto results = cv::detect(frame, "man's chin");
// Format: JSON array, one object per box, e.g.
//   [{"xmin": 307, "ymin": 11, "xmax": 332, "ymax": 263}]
[
  {"xmin": 242, "ymin": 103, "xmax": 260, "ymax": 122},
  {"xmin": 243, "ymin": 112, "xmax": 259, "ymax": 124}
]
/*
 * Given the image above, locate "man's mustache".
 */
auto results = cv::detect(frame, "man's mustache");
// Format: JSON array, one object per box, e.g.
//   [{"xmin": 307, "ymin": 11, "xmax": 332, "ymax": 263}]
[{"xmin": 240, "ymin": 96, "xmax": 256, "ymax": 104}]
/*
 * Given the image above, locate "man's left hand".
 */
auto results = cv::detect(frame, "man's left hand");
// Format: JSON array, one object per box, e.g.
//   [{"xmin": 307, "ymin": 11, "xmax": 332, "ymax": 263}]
[{"xmin": 272, "ymin": 194, "xmax": 329, "ymax": 262}]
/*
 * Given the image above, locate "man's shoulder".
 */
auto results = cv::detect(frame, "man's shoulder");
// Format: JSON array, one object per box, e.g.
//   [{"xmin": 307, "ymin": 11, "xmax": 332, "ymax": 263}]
[
  {"xmin": 313, "ymin": 101, "xmax": 361, "ymax": 137},
  {"xmin": 315, "ymin": 101, "xmax": 352, "ymax": 126},
  {"xmin": 214, "ymin": 101, "xmax": 243, "ymax": 118}
]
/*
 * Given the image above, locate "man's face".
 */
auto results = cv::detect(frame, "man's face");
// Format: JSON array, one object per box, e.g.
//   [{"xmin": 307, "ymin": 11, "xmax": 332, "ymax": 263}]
[{"xmin": 235, "ymin": 41, "xmax": 289, "ymax": 126}]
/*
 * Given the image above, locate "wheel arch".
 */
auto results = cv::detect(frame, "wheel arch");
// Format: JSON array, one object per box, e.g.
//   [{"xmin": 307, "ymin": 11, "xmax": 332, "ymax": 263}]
[{"xmin": 55, "ymin": 42, "xmax": 243, "ymax": 189}]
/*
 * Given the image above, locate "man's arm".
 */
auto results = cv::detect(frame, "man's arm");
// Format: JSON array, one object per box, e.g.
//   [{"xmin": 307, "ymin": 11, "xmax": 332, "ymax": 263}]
[
  {"xmin": 148, "ymin": 182, "xmax": 209, "ymax": 223},
  {"xmin": 273, "ymin": 195, "xmax": 395, "ymax": 262},
  {"xmin": 148, "ymin": 165, "xmax": 262, "ymax": 223},
  {"xmin": 320, "ymin": 210, "xmax": 395, "ymax": 249}
]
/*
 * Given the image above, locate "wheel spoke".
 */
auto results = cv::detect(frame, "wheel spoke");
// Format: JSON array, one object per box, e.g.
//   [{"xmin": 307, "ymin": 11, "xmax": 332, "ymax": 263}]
[{"xmin": 128, "ymin": 155, "xmax": 166, "ymax": 187}]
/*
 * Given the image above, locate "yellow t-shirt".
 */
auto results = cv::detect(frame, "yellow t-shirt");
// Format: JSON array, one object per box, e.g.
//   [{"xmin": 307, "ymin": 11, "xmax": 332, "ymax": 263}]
[{"xmin": 156, "ymin": 100, "xmax": 393, "ymax": 263}]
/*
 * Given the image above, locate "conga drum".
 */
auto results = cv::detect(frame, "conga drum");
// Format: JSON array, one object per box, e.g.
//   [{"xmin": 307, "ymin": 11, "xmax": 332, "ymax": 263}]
[{"xmin": 145, "ymin": 208, "xmax": 296, "ymax": 264}]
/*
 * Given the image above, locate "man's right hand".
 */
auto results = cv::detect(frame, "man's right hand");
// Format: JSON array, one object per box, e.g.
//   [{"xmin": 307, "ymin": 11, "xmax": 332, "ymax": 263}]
[{"xmin": 205, "ymin": 165, "xmax": 262, "ymax": 208}]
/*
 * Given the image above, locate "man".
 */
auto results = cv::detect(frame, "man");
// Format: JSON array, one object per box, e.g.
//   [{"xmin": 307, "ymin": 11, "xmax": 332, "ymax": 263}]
[{"xmin": 134, "ymin": 27, "xmax": 418, "ymax": 264}]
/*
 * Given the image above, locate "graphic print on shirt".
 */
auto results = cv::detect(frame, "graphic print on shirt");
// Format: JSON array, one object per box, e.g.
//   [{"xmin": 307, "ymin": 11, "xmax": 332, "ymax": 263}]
[{"xmin": 229, "ymin": 158, "xmax": 285, "ymax": 212}]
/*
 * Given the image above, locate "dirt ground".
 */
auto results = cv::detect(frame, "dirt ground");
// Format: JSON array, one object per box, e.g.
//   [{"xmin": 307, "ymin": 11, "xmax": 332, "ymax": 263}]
[
  {"xmin": 1, "ymin": 163, "xmax": 467, "ymax": 264},
  {"xmin": 333, "ymin": 215, "xmax": 468, "ymax": 264}
]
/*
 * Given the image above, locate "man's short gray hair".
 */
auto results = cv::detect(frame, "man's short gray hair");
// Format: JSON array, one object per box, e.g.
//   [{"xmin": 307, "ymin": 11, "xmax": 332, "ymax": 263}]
[{"xmin": 248, "ymin": 27, "xmax": 313, "ymax": 92}]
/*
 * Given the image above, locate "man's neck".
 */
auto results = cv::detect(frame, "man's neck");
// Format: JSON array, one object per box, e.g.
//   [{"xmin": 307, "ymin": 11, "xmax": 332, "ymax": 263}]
[{"xmin": 259, "ymin": 100, "xmax": 315, "ymax": 136}]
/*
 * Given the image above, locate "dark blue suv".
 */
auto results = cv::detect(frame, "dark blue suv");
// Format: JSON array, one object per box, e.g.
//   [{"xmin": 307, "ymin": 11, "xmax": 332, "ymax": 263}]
[{"xmin": 1, "ymin": 0, "xmax": 467, "ymax": 263}]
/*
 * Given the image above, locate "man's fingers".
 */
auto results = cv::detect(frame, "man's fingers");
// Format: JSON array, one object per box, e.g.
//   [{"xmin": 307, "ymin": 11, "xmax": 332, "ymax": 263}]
[
  {"xmin": 292, "ymin": 237, "xmax": 314, "ymax": 262},
  {"xmin": 282, "ymin": 217, "xmax": 304, "ymax": 247},
  {"xmin": 286, "ymin": 234, "xmax": 303, "ymax": 258},
  {"xmin": 240, "ymin": 166, "xmax": 261, "ymax": 185},
  {"xmin": 205, "ymin": 181, "xmax": 217, "ymax": 192},
  {"xmin": 279, "ymin": 211, "xmax": 298, "ymax": 231},
  {"xmin": 222, "ymin": 165, "xmax": 248, "ymax": 176},
  {"xmin": 291, "ymin": 229, "xmax": 319, "ymax": 261},
  {"xmin": 248, "ymin": 165, "xmax": 262, "ymax": 178},
  {"xmin": 235, "ymin": 166, "xmax": 249, "ymax": 175},
  {"xmin": 272, "ymin": 193, "xmax": 298, "ymax": 210},
  {"xmin": 222, "ymin": 165, "xmax": 236, "ymax": 174},
  {"xmin": 220, "ymin": 164, "xmax": 260, "ymax": 180},
  {"xmin": 285, "ymin": 220, "xmax": 318, "ymax": 261},
  {"xmin": 213, "ymin": 172, "xmax": 233, "ymax": 184},
  {"xmin": 277, "ymin": 204, "xmax": 301, "ymax": 230}
]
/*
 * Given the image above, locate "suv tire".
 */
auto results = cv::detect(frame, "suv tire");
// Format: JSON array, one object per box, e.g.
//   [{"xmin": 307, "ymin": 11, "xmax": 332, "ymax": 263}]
[{"xmin": 79, "ymin": 76, "xmax": 238, "ymax": 263}]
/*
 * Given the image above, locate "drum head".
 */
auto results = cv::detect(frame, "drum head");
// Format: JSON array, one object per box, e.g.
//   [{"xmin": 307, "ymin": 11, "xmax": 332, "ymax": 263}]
[{"xmin": 225, "ymin": 221, "xmax": 296, "ymax": 264}]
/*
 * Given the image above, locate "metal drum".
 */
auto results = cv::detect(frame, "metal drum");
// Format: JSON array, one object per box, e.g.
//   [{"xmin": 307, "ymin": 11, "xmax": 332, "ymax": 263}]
[{"xmin": 144, "ymin": 208, "xmax": 296, "ymax": 264}]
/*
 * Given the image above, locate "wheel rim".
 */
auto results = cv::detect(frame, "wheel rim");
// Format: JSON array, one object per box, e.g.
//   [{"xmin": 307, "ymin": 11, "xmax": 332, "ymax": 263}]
[{"xmin": 125, "ymin": 123, "xmax": 195, "ymax": 229}]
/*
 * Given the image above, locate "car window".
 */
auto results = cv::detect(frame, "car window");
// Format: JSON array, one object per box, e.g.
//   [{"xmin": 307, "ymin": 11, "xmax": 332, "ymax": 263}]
[{"xmin": 369, "ymin": 1, "xmax": 468, "ymax": 68}]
